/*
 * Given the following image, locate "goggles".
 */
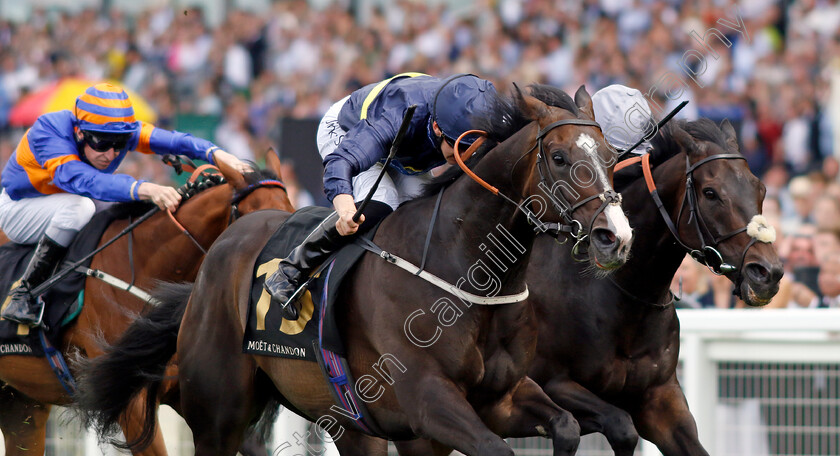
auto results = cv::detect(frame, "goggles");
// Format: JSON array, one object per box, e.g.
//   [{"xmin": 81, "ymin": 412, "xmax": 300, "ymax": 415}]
[{"xmin": 82, "ymin": 130, "xmax": 130, "ymax": 152}]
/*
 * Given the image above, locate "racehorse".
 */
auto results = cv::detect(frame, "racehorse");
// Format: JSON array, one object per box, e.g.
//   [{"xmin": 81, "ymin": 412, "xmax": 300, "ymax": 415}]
[
  {"xmin": 74, "ymin": 85, "xmax": 634, "ymax": 456},
  {"xmin": 0, "ymin": 153, "xmax": 294, "ymax": 456},
  {"xmin": 395, "ymin": 119, "xmax": 783, "ymax": 456}
]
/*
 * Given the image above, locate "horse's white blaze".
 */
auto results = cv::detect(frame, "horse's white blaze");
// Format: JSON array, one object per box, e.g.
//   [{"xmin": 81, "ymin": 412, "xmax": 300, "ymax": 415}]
[
  {"xmin": 576, "ymin": 133, "xmax": 610, "ymax": 189},
  {"xmin": 605, "ymin": 204, "xmax": 633, "ymax": 244},
  {"xmin": 576, "ymin": 132, "xmax": 632, "ymax": 245}
]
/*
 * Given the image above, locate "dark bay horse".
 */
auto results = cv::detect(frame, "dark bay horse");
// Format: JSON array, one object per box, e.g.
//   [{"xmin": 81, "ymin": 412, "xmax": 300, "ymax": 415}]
[
  {"xmin": 398, "ymin": 119, "xmax": 783, "ymax": 456},
  {"xmin": 75, "ymin": 85, "xmax": 633, "ymax": 456},
  {"xmin": 0, "ymin": 154, "xmax": 294, "ymax": 456}
]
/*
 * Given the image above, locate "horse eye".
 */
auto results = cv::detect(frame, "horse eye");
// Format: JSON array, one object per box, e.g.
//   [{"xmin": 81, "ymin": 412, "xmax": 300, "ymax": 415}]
[
  {"xmin": 552, "ymin": 153, "xmax": 566, "ymax": 165},
  {"xmin": 703, "ymin": 188, "xmax": 718, "ymax": 200}
]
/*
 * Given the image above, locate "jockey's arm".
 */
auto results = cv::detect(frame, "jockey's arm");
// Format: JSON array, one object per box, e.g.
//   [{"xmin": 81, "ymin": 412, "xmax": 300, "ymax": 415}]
[
  {"xmin": 136, "ymin": 122, "xmax": 250, "ymax": 173},
  {"xmin": 322, "ymin": 111, "xmax": 403, "ymax": 201}
]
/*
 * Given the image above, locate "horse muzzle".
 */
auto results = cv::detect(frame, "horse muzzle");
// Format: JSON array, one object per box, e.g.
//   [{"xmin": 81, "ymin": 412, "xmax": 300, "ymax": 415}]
[
  {"xmin": 738, "ymin": 260, "xmax": 784, "ymax": 306},
  {"xmin": 589, "ymin": 204, "xmax": 633, "ymax": 270}
]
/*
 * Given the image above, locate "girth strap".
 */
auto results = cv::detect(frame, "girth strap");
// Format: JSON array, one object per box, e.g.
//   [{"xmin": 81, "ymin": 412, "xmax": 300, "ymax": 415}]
[{"xmin": 356, "ymin": 237, "xmax": 529, "ymax": 305}]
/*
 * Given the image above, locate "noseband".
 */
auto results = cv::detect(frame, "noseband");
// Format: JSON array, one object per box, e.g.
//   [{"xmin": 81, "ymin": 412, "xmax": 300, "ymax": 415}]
[
  {"xmin": 615, "ymin": 152, "xmax": 759, "ymax": 277},
  {"xmin": 454, "ymin": 119, "xmax": 622, "ymax": 258}
]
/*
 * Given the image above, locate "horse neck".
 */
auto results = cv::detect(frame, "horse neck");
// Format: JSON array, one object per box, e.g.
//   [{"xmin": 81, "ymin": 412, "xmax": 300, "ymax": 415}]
[
  {"xmin": 132, "ymin": 185, "xmax": 235, "ymax": 277},
  {"xmin": 416, "ymin": 127, "xmax": 540, "ymax": 297},
  {"xmin": 612, "ymin": 153, "xmax": 689, "ymax": 303}
]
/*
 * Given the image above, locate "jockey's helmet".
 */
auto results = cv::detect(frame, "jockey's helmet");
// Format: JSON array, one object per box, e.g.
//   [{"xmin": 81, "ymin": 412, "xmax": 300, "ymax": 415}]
[
  {"xmin": 74, "ymin": 83, "xmax": 138, "ymax": 152},
  {"xmin": 432, "ymin": 74, "xmax": 496, "ymax": 146},
  {"xmin": 592, "ymin": 84, "xmax": 655, "ymax": 154}
]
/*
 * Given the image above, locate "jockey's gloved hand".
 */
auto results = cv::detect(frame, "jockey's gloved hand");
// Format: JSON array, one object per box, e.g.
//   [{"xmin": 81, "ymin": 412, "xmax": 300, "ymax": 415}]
[
  {"xmin": 139, "ymin": 182, "xmax": 182, "ymax": 212},
  {"xmin": 333, "ymin": 193, "xmax": 362, "ymax": 236}
]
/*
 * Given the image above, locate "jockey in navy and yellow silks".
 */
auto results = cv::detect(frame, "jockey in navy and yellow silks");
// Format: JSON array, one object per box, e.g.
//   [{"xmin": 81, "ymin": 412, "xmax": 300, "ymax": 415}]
[
  {"xmin": 0, "ymin": 83, "xmax": 250, "ymax": 326},
  {"xmin": 264, "ymin": 73, "xmax": 497, "ymax": 321}
]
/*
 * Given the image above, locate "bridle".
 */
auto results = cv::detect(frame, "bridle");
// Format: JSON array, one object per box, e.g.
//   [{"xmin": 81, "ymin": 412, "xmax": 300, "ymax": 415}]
[
  {"xmin": 615, "ymin": 152, "xmax": 759, "ymax": 278},
  {"xmin": 530, "ymin": 118, "xmax": 622, "ymax": 255},
  {"xmin": 229, "ymin": 179, "xmax": 288, "ymax": 221},
  {"xmin": 454, "ymin": 117, "xmax": 623, "ymax": 258},
  {"xmin": 160, "ymin": 162, "xmax": 287, "ymax": 251}
]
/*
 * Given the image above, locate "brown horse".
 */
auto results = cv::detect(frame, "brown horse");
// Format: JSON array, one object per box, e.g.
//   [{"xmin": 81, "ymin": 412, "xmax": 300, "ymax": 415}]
[
  {"xmin": 75, "ymin": 85, "xmax": 634, "ymax": 456},
  {"xmin": 0, "ymin": 153, "xmax": 294, "ymax": 456},
  {"xmin": 396, "ymin": 119, "xmax": 784, "ymax": 456}
]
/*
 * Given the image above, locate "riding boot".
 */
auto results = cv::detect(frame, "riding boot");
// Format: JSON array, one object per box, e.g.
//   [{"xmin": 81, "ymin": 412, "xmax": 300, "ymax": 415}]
[
  {"xmin": 264, "ymin": 212, "xmax": 346, "ymax": 321},
  {"xmin": 1, "ymin": 235, "xmax": 68, "ymax": 326}
]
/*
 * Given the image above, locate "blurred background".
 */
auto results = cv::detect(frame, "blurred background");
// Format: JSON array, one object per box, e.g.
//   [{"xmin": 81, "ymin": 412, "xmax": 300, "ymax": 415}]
[{"xmin": 0, "ymin": 0, "xmax": 839, "ymax": 455}]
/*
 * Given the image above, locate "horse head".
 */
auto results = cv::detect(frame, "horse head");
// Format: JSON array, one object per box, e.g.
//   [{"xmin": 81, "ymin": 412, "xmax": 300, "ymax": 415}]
[
  {"xmin": 670, "ymin": 119, "xmax": 783, "ymax": 305},
  {"xmin": 221, "ymin": 149, "xmax": 296, "ymax": 217},
  {"xmin": 511, "ymin": 84, "xmax": 632, "ymax": 270}
]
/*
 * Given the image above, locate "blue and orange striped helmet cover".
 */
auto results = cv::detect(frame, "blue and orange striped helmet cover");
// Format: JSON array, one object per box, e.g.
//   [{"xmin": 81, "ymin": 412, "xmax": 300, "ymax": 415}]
[{"xmin": 74, "ymin": 83, "xmax": 140, "ymax": 134}]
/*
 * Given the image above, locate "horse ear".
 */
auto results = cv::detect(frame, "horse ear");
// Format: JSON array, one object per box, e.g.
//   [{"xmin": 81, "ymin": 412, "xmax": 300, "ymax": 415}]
[
  {"xmin": 512, "ymin": 83, "xmax": 549, "ymax": 120},
  {"xmin": 217, "ymin": 156, "xmax": 248, "ymax": 190},
  {"xmin": 719, "ymin": 119, "xmax": 739, "ymax": 152},
  {"xmin": 574, "ymin": 85, "xmax": 594, "ymax": 118},
  {"xmin": 264, "ymin": 147, "xmax": 283, "ymax": 179},
  {"xmin": 672, "ymin": 125, "xmax": 705, "ymax": 159}
]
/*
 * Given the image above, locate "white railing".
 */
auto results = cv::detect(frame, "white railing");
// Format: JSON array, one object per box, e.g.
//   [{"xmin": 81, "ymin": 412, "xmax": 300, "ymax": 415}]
[{"xmin": 672, "ymin": 308, "xmax": 840, "ymax": 456}]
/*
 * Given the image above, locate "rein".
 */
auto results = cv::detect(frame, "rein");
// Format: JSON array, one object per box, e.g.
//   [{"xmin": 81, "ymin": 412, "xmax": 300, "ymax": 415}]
[
  {"xmin": 615, "ymin": 152, "xmax": 763, "ymax": 279},
  {"xmin": 453, "ymin": 120, "xmax": 621, "ymax": 258},
  {"xmin": 164, "ymin": 166, "xmax": 227, "ymax": 254}
]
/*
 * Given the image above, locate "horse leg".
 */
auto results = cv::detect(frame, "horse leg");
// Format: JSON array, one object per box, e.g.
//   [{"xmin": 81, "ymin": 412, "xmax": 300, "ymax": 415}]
[
  {"xmin": 178, "ymin": 321, "xmax": 260, "ymax": 456},
  {"xmin": 117, "ymin": 392, "xmax": 169, "ymax": 456},
  {"xmin": 0, "ymin": 386, "xmax": 52, "ymax": 456},
  {"xmin": 479, "ymin": 377, "xmax": 580, "ymax": 456},
  {"xmin": 632, "ymin": 380, "xmax": 709, "ymax": 456},
  {"xmin": 393, "ymin": 439, "xmax": 454, "ymax": 456},
  {"xmin": 542, "ymin": 378, "xmax": 639, "ymax": 456},
  {"xmin": 331, "ymin": 430, "xmax": 388, "ymax": 456},
  {"xmin": 393, "ymin": 375, "xmax": 514, "ymax": 456}
]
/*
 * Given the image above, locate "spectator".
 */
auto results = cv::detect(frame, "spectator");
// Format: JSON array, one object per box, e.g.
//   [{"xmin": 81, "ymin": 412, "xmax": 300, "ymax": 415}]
[{"xmin": 672, "ymin": 256, "xmax": 715, "ymax": 309}]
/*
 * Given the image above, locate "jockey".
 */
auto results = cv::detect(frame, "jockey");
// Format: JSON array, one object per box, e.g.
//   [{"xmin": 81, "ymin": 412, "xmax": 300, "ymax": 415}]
[
  {"xmin": 592, "ymin": 84, "xmax": 656, "ymax": 155},
  {"xmin": 0, "ymin": 82, "xmax": 249, "ymax": 326},
  {"xmin": 264, "ymin": 73, "xmax": 497, "ymax": 320}
]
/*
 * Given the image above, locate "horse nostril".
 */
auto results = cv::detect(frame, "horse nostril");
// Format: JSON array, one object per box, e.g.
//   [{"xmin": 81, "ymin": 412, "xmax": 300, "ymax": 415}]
[
  {"xmin": 592, "ymin": 228, "xmax": 617, "ymax": 247},
  {"xmin": 745, "ymin": 263, "xmax": 772, "ymax": 284}
]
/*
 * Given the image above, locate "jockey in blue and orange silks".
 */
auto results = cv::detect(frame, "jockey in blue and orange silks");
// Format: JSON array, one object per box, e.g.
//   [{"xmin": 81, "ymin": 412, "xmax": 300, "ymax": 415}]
[
  {"xmin": 0, "ymin": 83, "xmax": 250, "ymax": 326},
  {"xmin": 264, "ymin": 73, "xmax": 497, "ymax": 320}
]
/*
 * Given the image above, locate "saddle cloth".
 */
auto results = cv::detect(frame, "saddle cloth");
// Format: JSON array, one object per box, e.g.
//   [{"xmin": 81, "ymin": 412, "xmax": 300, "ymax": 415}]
[
  {"xmin": 243, "ymin": 206, "xmax": 372, "ymax": 361},
  {"xmin": 0, "ymin": 202, "xmax": 155, "ymax": 356}
]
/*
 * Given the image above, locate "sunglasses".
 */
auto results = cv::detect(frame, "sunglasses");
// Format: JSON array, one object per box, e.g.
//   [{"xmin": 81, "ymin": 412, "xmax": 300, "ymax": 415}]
[
  {"xmin": 82, "ymin": 131, "xmax": 130, "ymax": 152},
  {"xmin": 690, "ymin": 246, "xmax": 737, "ymax": 275}
]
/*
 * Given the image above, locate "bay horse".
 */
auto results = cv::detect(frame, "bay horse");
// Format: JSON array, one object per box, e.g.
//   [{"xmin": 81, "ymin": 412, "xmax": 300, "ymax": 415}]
[
  {"xmin": 75, "ymin": 85, "xmax": 634, "ymax": 456},
  {"xmin": 0, "ymin": 153, "xmax": 294, "ymax": 456},
  {"xmin": 396, "ymin": 119, "xmax": 784, "ymax": 456}
]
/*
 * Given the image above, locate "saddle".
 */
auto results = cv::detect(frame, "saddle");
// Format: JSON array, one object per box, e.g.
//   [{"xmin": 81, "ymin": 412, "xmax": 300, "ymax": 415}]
[{"xmin": 0, "ymin": 202, "xmax": 156, "ymax": 356}]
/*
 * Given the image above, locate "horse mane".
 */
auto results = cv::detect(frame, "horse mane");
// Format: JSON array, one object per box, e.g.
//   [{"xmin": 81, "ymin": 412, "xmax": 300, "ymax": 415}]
[
  {"xmin": 420, "ymin": 84, "xmax": 581, "ymax": 198},
  {"xmin": 682, "ymin": 118, "xmax": 732, "ymax": 151},
  {"xmin": 613, "ymin": 118, "xmax": 741, "ymax": 191}
]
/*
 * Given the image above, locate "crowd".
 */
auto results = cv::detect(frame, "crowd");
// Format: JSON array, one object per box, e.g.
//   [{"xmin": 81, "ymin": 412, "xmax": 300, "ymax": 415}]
[{"xmin": 0, "ymin": 0, "xmax": 837, "ymax": 308}]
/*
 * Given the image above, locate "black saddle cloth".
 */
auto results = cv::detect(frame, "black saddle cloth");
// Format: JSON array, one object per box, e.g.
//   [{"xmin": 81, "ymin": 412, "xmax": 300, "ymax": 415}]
[{"xmin": 243, "ymin": 206, "xmax": 375, "ymax": 360}]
